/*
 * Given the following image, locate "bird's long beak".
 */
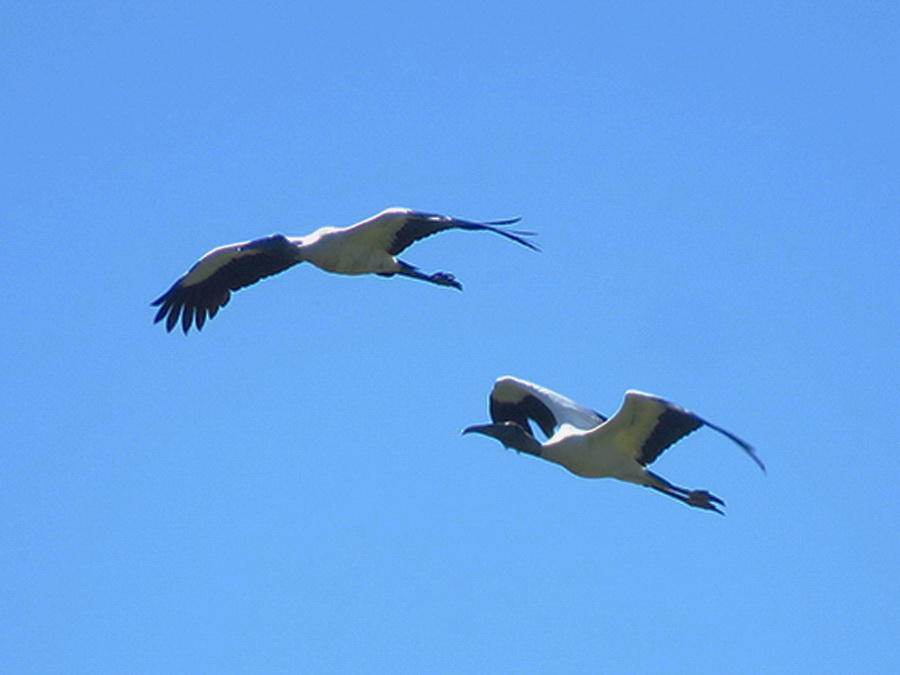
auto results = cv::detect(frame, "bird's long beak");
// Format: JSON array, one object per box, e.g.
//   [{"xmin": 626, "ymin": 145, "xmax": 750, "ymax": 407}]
[
  {"xmin": 462, "ymin": 424, "xmax": 495, "ymax": 437},
  {"xmin": 461, "ymin": 422, "xmax": 542, "ymax": 456}
]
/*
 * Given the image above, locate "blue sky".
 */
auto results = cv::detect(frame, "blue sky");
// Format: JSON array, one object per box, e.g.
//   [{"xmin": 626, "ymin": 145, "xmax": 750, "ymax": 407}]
[{"xmin": 2, "ymin": 1, "xmax": 897, "ymax": 672}]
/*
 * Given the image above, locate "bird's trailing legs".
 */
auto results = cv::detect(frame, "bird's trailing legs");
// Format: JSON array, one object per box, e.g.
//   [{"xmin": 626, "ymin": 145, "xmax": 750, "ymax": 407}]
[
  {"xmin": 647, "ymin": 472, "xmax": 725, "ymax": 514},
  {"xmin": 389, "ymin": 261, "xmax": 463, "ymax": 290}
]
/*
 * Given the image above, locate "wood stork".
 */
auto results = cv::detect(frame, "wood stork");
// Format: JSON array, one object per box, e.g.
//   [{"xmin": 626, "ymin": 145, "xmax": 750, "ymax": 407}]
[
  {"xmin": 151, "ymin": 207, "xmax": 537, "ymax": 333},
  {"xmin": 463, "ymin": 376, "xmax": 765, "ymax": 514}
]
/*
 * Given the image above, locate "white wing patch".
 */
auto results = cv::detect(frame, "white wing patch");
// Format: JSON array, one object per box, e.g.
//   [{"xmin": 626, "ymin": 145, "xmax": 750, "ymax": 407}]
[{"xmin": 492, "ymin": 376, "xmax": 606, "ymax": 437}]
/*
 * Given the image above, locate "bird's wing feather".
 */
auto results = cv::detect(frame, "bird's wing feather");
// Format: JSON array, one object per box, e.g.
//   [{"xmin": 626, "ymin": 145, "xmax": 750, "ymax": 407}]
[
  {"xmin": 151, "ymin": 234, "xmax": 299, "ymax": 334},
  {"xmin": 590, "ymin": 390, "xmax": 765, "ymax": 471},
  {"xmin": 389, "ymin": 210, "xmax": 538, "ymax": 255},
  {"xmin": 586, "ymin": 392, "xmax": 701, "ymax": 464},
  {"xmin": 489, "ymin": 376, "xmax": 606, "ymax": 439}
]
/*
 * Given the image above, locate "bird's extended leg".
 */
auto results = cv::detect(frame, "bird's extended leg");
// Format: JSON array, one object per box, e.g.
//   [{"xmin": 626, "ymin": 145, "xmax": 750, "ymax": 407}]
[
  {"xmin": 646, "ymin": 471, "xmax": 725, "ymax": 515},
  {"xmin": 388, "ymin": 260, "xmax": 463, "ymax": 290}
]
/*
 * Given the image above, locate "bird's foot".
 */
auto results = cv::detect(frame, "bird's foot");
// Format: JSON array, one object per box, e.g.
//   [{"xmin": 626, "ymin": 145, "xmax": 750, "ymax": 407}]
[
  {"xmin": 431, "ymin": 272, "xmax": 462, "ymax": 290},
  {"xmin": 687, "ymin": 490, "xmax": 725, "ymax": 514}
]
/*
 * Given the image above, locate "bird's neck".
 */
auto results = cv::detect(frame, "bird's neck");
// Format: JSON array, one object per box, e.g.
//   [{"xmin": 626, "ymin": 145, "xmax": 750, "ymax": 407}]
[{"xmin": 512, "ymin": 434, "xmax": 543, "ymax": 457}]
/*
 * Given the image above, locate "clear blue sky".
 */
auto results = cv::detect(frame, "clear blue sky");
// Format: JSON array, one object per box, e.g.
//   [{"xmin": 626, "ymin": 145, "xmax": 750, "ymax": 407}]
[{"xmin": 2, "ymin": 2, "xmax": 897, "ymax": 672}]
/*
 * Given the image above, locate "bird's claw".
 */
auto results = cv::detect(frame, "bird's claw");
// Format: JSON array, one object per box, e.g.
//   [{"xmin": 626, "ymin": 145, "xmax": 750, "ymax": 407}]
[
  {"xmin": 687, "ymin": 490, "xmax": 726, "ymax": 512},
  {"xmin": 432, "ymin": 272, "xmax": 462, "ymax": 290}
]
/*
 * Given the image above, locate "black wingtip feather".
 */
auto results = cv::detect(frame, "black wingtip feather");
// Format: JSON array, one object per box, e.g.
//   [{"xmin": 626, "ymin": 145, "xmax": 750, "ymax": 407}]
[
  {"xmin": 181, "ymin": 305, "xmax": 194, "ymax": 334},
  {"xmin": 484, "ymin": 217, "xmax": 523, "ymax": 226},
  {"xmin": 483, "ymin": 223, "xmax": 540, "ymax": 252},
  {"xmin": 700, "ymin": 418, "xmax": 767, "ymax": 474},
  {"xmin": 153, "ymin": 303, "xmax": 169, "ymax": 324},
  {"xmin": 165, "ymin": 306, "xmax": 179, "ymax": 332}
]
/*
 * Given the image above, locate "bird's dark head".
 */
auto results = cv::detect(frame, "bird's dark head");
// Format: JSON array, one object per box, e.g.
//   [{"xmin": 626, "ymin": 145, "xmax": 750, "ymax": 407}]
[{"xmin": 462, "ymin": 421, "xmax": 542, "ymax": 456}]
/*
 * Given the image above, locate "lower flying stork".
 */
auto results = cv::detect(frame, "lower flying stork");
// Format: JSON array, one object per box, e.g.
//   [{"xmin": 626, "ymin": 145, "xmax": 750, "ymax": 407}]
[
  {"xmin": 151, "ymin": 207, "xmax": 537, "ymax": 333},
  {"xmin": 463, "ymin": 376, "xmax": 765, "ymax": 514}
]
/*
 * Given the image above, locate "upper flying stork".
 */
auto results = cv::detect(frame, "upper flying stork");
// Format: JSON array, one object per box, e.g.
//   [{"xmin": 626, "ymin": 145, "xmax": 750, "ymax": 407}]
[
  {"xmin": 151, "ymin": 207, "xmax": 537, "ymax": 333},
  {"xmin": 463, "ymin": 376, "xmax": 765, "ymax": 514}
]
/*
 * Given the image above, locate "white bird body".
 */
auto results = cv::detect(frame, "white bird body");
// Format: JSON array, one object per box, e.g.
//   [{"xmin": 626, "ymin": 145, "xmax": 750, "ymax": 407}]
[
  {"xmin": 465, "ymin": 376, "xmax": 765, "ymax": 514},
  {"xmin": 152, "ymin": 208, "xmax": 536, "ymax": 333},
  {"xmin": 296, "ymin": 229, "xmax": 389, "ymax": 275},
  {"xmin": 540, "ymin": 424, "xmax": 647, "ymax": 481},
  {"xmin": 296, "ymin": 211, "xmax": 415, "ymax": 274}
]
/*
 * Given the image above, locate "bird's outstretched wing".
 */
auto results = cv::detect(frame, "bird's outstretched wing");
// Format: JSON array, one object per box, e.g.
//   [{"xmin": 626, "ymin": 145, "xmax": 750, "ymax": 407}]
[
  {"xmin": 389, "ymin": 210, "xmax": 538, "ymax": 255},
  {"xmin": 591, "ymin": 390, "xmax": 766, "ymax": 472},
  {"xmin": 151, "ymin": 234, "xmax": 300, "ymax": 334},
  {"xmin": 488, "ymin": 376, "xmax": 607, "ymax": 439},
  {"xmin": 345, "ymin": 208, "xmax": 538, "ymax": 256}
]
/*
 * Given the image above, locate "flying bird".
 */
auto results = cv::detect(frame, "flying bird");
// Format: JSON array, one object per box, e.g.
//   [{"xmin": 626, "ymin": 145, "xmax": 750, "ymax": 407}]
[
  {"xmin": 463, "ymin": 376, "xmax": 765, "ymax": 514},
  {"xmin": 151, "ymin": 207, "xmax": 537, "ymax": 333}
]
